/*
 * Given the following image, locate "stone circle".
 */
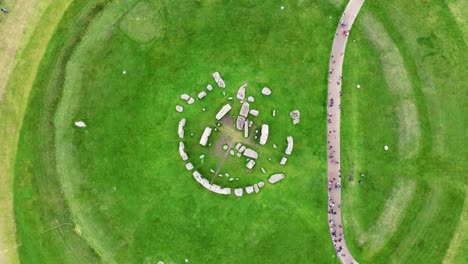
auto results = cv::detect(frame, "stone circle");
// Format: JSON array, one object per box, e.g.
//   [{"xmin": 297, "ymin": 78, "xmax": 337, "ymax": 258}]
[{"xmin": 174, "ymin": 72, "xmax": 300, "ymax": 197}]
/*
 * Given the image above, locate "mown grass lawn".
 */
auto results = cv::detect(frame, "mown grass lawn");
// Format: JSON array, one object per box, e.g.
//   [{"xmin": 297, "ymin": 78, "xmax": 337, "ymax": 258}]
[{"xmin": 9, "ymin": 0, "xmax": 466, "ymax": 263}]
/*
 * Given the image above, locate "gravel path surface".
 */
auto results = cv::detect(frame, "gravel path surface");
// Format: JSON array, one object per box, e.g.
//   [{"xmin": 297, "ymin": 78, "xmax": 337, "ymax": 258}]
[{"xmin": 326, "ymin": 1, "xmax": 365, "ymax": 263}]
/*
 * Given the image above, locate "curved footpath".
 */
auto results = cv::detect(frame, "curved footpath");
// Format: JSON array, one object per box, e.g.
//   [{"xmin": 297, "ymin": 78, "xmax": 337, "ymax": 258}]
[{"xmin": 326, "ymin": 0, "xmax": 364, "ymax": 264}]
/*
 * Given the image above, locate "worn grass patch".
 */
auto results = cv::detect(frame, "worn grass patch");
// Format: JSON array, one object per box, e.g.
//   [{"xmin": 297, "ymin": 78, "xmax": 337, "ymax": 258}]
[
  {"xmin": 361, "ymin": 14, "xmax": 412, "ymax": 96},
  {"xmin": 120, "ymin": 1, "xmax": 164, "ymax": 43},
  {"xmin": 397, "ymin": 100, "xmax": 420, "ymax": 159},
  {"xmin": 358, "ymin": 179, "xmax": 416, "ymax": 251}
]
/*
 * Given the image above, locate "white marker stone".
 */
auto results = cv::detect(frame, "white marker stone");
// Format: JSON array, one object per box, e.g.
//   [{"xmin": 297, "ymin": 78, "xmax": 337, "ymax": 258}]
[
  {"xmin": 122, "ymin": 70, "xmax": 127, "ymax": 74},
  {"xmin": 281, "ymin": 6, "xmax": 285, "ymax": 10},
  {"xmin": 357, "ymin": 84, "xmax": 361, "ymax": 88},
  {"xmin": 74, "ymin": 121, "xmax": 86, "ymax": 127},
  {"xmin": 262, "ymin": 87, "xmax": 272, "ymax": 95},
  {"xmin": 384, "ymin": 145, "xmax": 389, "ymax": 151}
]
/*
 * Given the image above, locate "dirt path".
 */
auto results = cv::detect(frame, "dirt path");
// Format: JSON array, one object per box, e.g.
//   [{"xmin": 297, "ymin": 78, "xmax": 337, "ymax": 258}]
[
  {"xmin": 0, "ymin": 1, "xmax": 74, "ymax": 263},
  {"xmin": 326, "ymin": 0, "xmax": 364, "ymax": 263}
]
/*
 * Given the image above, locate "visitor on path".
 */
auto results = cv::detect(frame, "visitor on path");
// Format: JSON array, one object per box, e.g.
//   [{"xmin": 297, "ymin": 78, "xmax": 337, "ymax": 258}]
[{"xmin": 1, "ymin": 7, "xmax": 8, "ymax": 13}]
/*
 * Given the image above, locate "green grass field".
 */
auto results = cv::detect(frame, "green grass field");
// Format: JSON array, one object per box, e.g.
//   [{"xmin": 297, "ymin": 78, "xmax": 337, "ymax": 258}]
[{"xmin": 0, "ymin": 0, "xmax": 466, "ymax": 263}]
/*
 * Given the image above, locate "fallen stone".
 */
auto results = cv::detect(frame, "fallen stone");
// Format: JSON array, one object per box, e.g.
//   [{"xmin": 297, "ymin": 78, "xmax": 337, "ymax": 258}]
[
  {"xmin": 188, "ymin": 97, "xmax": 195, "ymax": 104},
  {"xmin": 247, "ymin": 96, "xmax": 254, "ymax": 102},
  {"xmin": 200, "ymin": 154, "xmax": 205, "ymax": 159},
  {"xmin": 262, "ymin": 87, "xmax": 272, "ymax": 95},
  {"xmin": 75, "ymin": 121, "xmax": 86, "ymax": 127},
  {"xmin": 198, "ymin": 91, "xmax": 207, "ymax": 99},
  {"xmin": 239, "ymin": 146, "xmax": 246, "ymax": 152},
  {"xmin": 234, "ymin": 188, "xmax": 243, "ymax": 197},
  {"xmin": 261, "ymin": 167, "xmax": 267, "ymax": 174},
  {"xmin": 216, "ymin": 104, "xmax": 232, "ymax": 120},
  {"xmin": 230, "ymin": 150, "xmax": 235, "ymax": 155},
  {"xmin": 222, "ymin": 145, "xmax": 229, "ymax": 150},
  {"xmin": 199, "ymin": 127, "xmax": 212, "ymax": 146},
  {"xmin": 268, "ymin": 173, "xmax": 285, "ymax": 184},
  {"xmin": 273, "ymin": 144, "xmax": 277, "ymax": 149},
  {"xmin": 246, "ymin": 159, "xmax": 256, "ymax": 169},
  {"xmin": 249, "ymin": 109, "xmax": 259, "ymax": 116},
  {"xmin": 273, "ymin": 109, "xmax": 276, "ymax": 117},
  {"xmin": 229, "ymin": 178, "xmax": 234, "ymax": 181},
  {"xmin": 258, "ymin": 181, "xmax": 265, "ymax": 188},
  {"xmin": 176, "ymin": 105, "xmax": 184, "ymax": 113},
  {"xmin": 210, "ymin": 169, "xmax": 215, "ymax": 173},
  {"xmin": 207, "ymin": 84, "xmax": 213, "ymax": 91},
  {"xmin": 236, "ymin": 153, "xmax": 242, "ymax": 157}
]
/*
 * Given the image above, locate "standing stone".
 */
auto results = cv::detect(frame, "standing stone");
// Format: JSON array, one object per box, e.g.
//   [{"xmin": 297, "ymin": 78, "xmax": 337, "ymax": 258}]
[
  {"xmin": 198, "ymin": 91, "xmax": 207, "ymax": 99},
  {"xmin": 285, "ymin": 136, "xmax": 294, "ymax": 155},
  {"xmin": 280, "ymin": 157, "xmax": 288, "ymax": 165},
  {"xmin": 185, "ymin": 162, "xmax": 194, "ymax": 170},
  {"xmin": 244, "ymin": 119, "xmax": 249, "ymax": 138},
  {"xmin": 234, "ymin": 188, "xmax": 243, "ymax": 197},
  {"xmin": 212, "ymin": 72, "xmax": 226, "ymax": 88},
  {"xmin": 245, "ymin": 186, "xmax": 254, "ymax": 194},
  {"xmin": 243, "ymin": 148, "xmax": 258, "ymax": 159},
  {"xmin": 259, "ymin": 124, "xmax": 269, "ymax": 145},
  {"xmin": 237, "ymin": 83, "xmax": 247, "ymax": 100},
  {"xmin": 207, "ymin": 84, "xmax": 213, "ymax": 91},
  {"xmin": 246, "ymin": 159, "xmax": 256, "ymax": 169},
  {"xmin": 180, "ymin": 94, "xmax": 190, "ymax": 100}
]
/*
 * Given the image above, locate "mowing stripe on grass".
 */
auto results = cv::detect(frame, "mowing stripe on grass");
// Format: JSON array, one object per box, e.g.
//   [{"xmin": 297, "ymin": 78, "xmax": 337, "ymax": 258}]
[
  {"xmin": 13, "ymin": 1, "xmax": 112, "ymax": 262},
  {"xmin": 358, "ymin": 179, "xmax": 416, "ymax": 251},
  {"xmin": 0, "ymin": 1, "xmax": 75, "ymax": 263},
  {"xmin": 442, "ymin": 184, "xmax": 468, "ymax": 264},
  {"xmin": 361, "ymin": 14, "xmax": 421, "ymax": 160}
]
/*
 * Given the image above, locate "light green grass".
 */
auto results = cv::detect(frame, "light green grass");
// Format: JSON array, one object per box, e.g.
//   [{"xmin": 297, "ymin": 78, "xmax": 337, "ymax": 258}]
[{"xmin": 341, "ymin": 1, "xmax": 466, "ymax": 263}]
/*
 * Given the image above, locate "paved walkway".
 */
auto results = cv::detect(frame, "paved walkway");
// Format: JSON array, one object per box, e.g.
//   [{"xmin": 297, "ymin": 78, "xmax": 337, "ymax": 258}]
[{"xmin": 326, "ymin": 1, "xmax": 365, "ymax": 264}]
